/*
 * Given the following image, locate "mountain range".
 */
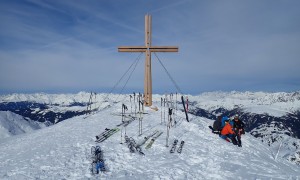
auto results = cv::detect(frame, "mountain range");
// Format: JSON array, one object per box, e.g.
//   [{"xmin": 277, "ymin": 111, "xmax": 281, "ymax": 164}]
[{"xmin": 0, "ymin": 91, "xmax": 299, "ymax": 167}]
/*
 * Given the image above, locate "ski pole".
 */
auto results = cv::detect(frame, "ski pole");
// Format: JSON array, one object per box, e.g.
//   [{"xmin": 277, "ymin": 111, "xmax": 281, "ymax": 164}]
[
  {"xmin": 170, "ymin": 94, "xmax": 174, "ymax": 127},
  {"xmin": 130, "ymin": 95, "xmax": 132, "ymax": 115},
  {"xmin": 93, "ymin": 92, "xmax": 97, "ymax": 112},
  {"xmin": 175, "ymin": 92, "xmax": 178, "ymax": 127},
  {"xmin": 124, "ymin": 104, "xmax": 128, "ymax": 136},
  {"xmin": 169, "ymin": 108, "xmax": 173, "ymax": 127},
  {"xmin": 138, "ymin": 93, "xmax": 141, "ymax": 135},
  {"xmin": 161, "ymin": 97, "xmax": 163, "ymax": 124},
  {"xmin": 166, "ymin": 108, "xmax": 172, "ymax": 147},
  {"xmin": 142, "ymin": 94, "xmax": 145, "ymax": 114},
  {"xmin": 186, "ymin": 96, "xmax": 189, "ymax": 113},
  {"xmin": 166, "ymin": 95, "xmax": 170, "ymax": 125},
  {"xmin": 134, "ymin": 92, "xmax": 136, "ymax": 118},
  {"xmin": 141, "ymin": 94, "xmax": 144, "ymax": 135},
  {"xmin": 163, "ymin": 98, "xmax": 166, "ymax": 124},
  {"xmin": 170, "ymin": 93, "xmax": 173, "ymax": 109},
  {"xmin": 122, "ymin": 104, "xmax": 124, "ymax": 122}
]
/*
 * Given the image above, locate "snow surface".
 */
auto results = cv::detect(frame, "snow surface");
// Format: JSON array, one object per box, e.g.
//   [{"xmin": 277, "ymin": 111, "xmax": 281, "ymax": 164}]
[{"xmin": 0, "ymin": 99, "xmax": 299, "ymax": 179}]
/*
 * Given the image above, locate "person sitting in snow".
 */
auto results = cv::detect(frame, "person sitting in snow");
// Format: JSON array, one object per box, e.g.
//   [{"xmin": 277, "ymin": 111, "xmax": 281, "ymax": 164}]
[
  {"xmin": 232, "ymin": 114, "xmax": 245, "ymax": 146},
  {"xmin": 220, "ymin": 119, "xmax": 239, "ymax": 146}
]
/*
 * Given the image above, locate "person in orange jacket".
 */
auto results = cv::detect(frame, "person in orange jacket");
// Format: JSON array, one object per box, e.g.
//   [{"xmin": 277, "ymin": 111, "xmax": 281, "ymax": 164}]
[{"xmin": 220, "ymin": 119, "xmax": 239, "ymax": 146}]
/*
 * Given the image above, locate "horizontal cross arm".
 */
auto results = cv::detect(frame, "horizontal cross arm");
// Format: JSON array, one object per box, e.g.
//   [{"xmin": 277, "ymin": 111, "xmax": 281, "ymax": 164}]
[
  {"xmin": 149, "ymin": 46, "xmax": 178, "ymax": 52},
  {"xmin": 118, "ymin": 46, "xmax": 147, "ymax": 52}
]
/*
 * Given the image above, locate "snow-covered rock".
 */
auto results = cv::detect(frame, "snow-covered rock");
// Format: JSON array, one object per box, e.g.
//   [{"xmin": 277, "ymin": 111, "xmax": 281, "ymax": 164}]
[{"xmin": 0, "ymin": 111, "xmax": 46, "ymax": 139}]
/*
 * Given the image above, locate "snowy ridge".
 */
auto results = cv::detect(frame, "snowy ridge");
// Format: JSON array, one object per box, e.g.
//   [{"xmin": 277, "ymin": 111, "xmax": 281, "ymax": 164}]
[
  {"xmin": 0, "ymin": 101, "xmax": 299, "ymax": 179},
  {"xmin": 1, "ymin": 91, "xmax": 300, "ymax": 116},
  {"xmin": 0, "ymin": 91, "xmax": 300, "ymax": 112},
  {"xmin": 0, "ymin": 111, "xmax": 45, "ymax": 139},
  {"xmin": 0, "ymin": 92, "xmax": 92, "ymax": 105},
  {"xmin": 186, "ymin": 91, "xmax": 300, "ymax": 117},
  {"xmin": 0, "ymin": 92, "xmax": 125, "ymax": 106}
]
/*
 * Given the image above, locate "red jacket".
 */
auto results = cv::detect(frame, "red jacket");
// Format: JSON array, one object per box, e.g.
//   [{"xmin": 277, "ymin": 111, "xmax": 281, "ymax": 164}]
[{"xmin": 221, "ymin": 123, "xmax": 235, "ymax": 135}]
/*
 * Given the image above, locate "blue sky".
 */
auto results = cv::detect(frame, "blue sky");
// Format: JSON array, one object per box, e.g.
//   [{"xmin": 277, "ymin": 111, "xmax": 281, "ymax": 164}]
[{"xmin": 0, "ymin": 0, "xmax": 299, "ymax": 95}]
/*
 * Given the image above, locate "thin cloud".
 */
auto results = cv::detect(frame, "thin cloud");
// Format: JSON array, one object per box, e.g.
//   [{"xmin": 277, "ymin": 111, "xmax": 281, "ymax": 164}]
[{"xmin": 0, "ymin": 0, "xmax": 299, "ymax": 94}]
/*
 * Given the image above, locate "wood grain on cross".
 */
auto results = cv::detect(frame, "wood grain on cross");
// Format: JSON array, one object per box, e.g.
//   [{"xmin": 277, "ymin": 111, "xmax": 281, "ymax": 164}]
[{"xmin": 118, "ymin": 14, "xmax": 178, "ymax": 107}]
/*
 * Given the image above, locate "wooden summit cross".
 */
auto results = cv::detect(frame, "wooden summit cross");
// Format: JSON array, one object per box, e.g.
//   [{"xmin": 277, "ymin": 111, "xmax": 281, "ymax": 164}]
[{"xmin": 118, "ymin": 14, "xmax": 178, "ymax": 107}]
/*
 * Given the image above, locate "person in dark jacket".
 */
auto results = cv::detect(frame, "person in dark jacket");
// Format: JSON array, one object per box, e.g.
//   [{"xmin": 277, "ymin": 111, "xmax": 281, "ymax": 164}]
[
  {"xmin": 233, "ymin": 114, "xmax": 245, "ymax": 133},
  {"xmin": 232, "ymin": 114, "xmax": 244, "ymax": 147}
]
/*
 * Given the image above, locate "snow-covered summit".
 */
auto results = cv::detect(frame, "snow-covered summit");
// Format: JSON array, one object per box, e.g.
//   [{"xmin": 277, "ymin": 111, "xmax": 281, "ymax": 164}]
[
  {"xmin": 1, "ymin": 91, "xmax": 300, "ymax": 172},
  {"xmin": 0, "ymin": 100, "xmax": 299, "ymax": 179}
]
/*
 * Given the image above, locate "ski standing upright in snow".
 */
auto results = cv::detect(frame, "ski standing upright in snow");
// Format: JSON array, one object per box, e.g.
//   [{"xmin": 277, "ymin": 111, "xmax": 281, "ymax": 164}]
[{"xmin": 181, "ymin": 96, "xmax": 189, "ymax": 122}]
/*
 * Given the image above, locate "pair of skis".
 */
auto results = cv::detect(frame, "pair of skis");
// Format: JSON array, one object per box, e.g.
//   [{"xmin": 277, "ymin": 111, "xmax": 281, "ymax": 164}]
[
  {"xmin": 145, "ymin": 131, "xmax": 163, "ymax": 149},
  {"xmin": 90, "ymin": 146, "xmax": 106, "ymax": 174},
  {"xmin": 94, "ymin": 115, "xmax": 135, "ymax": 143},
  {"xmin": 136, "ymin": 130, "xmax": 159, "ymax": 147},
  {"xmin": 124, "ymin": 135, "xmax": 145, "ymax": 155},
  {"xmin": 170, "ymin": 139, "xmax": 185, "ymax": 153},
  {"xmin": 95, "ymin": 128, "xmax": 120, "ymax": 143},
  {"xmin": 116, "ymin": 116, "xmax": 135, "ymax": 127},
  {"xmin": 124, "ymin": 130, "xmax": 163, "ymax": 154}
]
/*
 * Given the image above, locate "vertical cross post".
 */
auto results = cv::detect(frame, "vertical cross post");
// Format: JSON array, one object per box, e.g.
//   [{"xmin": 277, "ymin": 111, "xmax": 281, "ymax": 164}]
[
  {"xmin": 144, "ymin": 14, "xmax": 152, "ymax": 107},
  {"xmin": 118, "ymin": 14, "xmax": 178, "ymax": 107}
]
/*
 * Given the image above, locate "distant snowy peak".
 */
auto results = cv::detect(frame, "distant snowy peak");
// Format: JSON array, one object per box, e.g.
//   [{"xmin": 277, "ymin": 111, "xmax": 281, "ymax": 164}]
[
  {"xmin": 188, "ymin": 91, "xmax": 300, "ymax": 117},
  {"xmin": 0, "ymin": 92, "xmax": 93, "ymax": 105},
  {"xmin": 0, "ymin": 111, "xmax": 45, "ymax": 139}
]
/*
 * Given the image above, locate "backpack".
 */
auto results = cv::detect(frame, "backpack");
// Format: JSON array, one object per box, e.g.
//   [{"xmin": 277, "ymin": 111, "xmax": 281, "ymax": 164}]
[{"xmin": 213, "ymin": 119, "xmax": 222, "ymax": 131}]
